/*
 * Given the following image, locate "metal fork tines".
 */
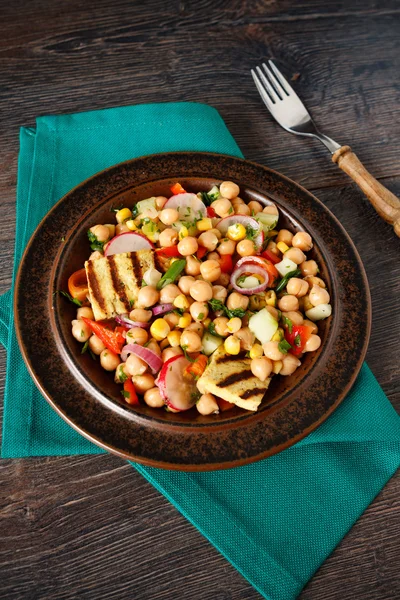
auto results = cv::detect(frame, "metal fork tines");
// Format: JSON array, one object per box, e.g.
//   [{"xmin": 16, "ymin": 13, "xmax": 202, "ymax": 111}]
[{"xmin": 251, "ymin": 61, "xmax": 340, "ymax": 154}]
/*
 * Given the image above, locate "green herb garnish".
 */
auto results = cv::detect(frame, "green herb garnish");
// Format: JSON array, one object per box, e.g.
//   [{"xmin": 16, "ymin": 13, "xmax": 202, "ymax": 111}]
[
  {"xmin": 278, "ymin": 339, "xmax": 292, "ymax": 354},
  {"xmin": 156, "ymin": 259, "xmax": 187, "ymax": 290},
  {"xmin": 282, "ymin": 315, "xmax": 293, "ymax": 334},
  {"xmin": 275, "ymin": 269, "xmax": 302, "ymax": 293},
  {"xmin": 207, "ymin": 298, "xmax": 246, "ymax": 320},
  {"xmin": 181, "ymin": 345, "xmax": 196, "ymax": 363},
  {"xmin": 119, "ymin": 371, "xmax": 128, "ymax": 383},
  {"xmin": 207, "ymin": 322, "xmax": 222, "ymax": 337},
  {"xmin": 294, "ymin": 333, "xmax": 301, "ymax": 347},
  {"xmin": 81, "ymin": 340, "xmax": 89, "ymax": 354},
  {"xmin": 121, "ymin": 390, "xmax": 130, "ymax": 399},
  {"xmin": 58, "ymin": 290, "xmax": 83, "ymax": 307},
  {"xmin": 87, "ymin": 230, "xmax": 104, "ymax": 252},
  {"xmin": 197, "ymin": 312, "xmax": 205, "ymax": 320},
  {"xmin": 245, "ymin": 225, "xmax": 258, "ymax": 241},
  {"xmin": 199, "ymin": 185, "xmax": 220, "ymax": 206}
]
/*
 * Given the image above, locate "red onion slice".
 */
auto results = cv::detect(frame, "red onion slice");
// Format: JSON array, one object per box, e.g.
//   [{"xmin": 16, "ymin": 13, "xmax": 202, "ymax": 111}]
[
  {"xmin": 230, "ymin": 265, "xmax": 269, "ymax": 295},
  {"xmin": 120, "ymin": 343, "xmax": 163, "ymax": 374},
  {"xmin": 152, "ymin": 303, "xmax": 174, "ymax": 316},
  {"xmin": 115, "ymin": 315, "xmax": 149, "ymax": 329}
]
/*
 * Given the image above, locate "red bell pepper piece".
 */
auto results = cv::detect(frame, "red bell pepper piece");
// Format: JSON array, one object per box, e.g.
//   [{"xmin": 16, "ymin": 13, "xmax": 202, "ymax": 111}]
[
  {"xmin": 284, "ymin": 325, "xmax": 312, "ymax": 356},
  {"xmin": 262, "ymin": 260, "xmax": 279, "ymax": 288},
  {"xmin": 81, "ymin": 317, "xmax": 124, "ymax": 355},
  {"xmin": 170, "ymin": 182, "xmax": 186, "ymax": 195},
  {"xmin": 123, "ymin": 379, "xmax": 140, "ymax": 405},
  {"xmin": 206, "ymin": 206, "xmax": 216, "ymax": 218},
  {"xmin": 261, "ymin": 249, "xmax": 281, "ymax": 265},
  {"xmin": 196, "ymin": 245, "xmax": 208, "ymax": 260},
  {"xmin": 219, "ymin": 254, "xmax": 233, "ymax": 274},
  {"xmin": 156, "ymin": 245, "xmax": 181, "ymax": 258},
  {"xmin": 218, "ymin": 398, "xmax": 235, "ymax": 412}
]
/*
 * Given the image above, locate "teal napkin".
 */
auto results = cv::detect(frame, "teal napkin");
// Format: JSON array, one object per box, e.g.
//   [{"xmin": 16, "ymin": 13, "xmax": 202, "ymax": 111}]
[{"xmin": 1, "ymin": 102, "xmax": 399, "ymax": 600}]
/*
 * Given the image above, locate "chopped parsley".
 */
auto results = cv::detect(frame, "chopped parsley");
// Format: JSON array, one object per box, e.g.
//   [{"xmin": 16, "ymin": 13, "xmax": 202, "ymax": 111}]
[
  {"xmin": 275, "ymin": 269, "xmax": 302, "ymax": 293},
  {"xmin": 197, "ymin": 312, "xmax": 205, "ymax": 320},
  {"xmin": 245, "ymin": 225, "xmax": 258, "ymax": 241},
  {"xmin": 58, "ymin": 290, "xmax": 83, "ymax": 307},
  {"xmin": 207, "ymin": 322, "xmax": 222, "ymax": 337},
  {"xmin": 294, "ymin": 333, "xmax": 301, "ymax": 347},
  {"xmin": 121, "ymin": 390, "xmax": 130, "ymax": 399},
  {"xmin": 119, "ymin": 370, "xmax": 128, "ymax": 383},
  {"xmin": 278, "ymin": 339, "xmax": 292, "ymax": 354},
  {"xmin": 81, "ymin": 340, "xmax": 89, "ymax": 354},
  {"xmin": 199, "ymin": 185, "xmax": 220, "ymax": 206},
  {"xmin": 207, "ymin": 298, "xmax": 246, "ymax": 320},
  {"xmin": 87, "ymin": 230, "xmax": 104, "ymax": 252},
  {"xmin": 181, "ymin": 345, "xmax": 196, "ymax": 362},
  {"xmin": 282, "ymin": 315, "xmax": 293, "ymax": 334}
]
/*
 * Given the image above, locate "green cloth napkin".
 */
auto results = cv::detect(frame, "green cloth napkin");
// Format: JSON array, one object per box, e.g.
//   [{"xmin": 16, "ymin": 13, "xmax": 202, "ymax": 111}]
[{"xmin": 1, "ymin": 102, "xmax": 399, "ymax": 600}]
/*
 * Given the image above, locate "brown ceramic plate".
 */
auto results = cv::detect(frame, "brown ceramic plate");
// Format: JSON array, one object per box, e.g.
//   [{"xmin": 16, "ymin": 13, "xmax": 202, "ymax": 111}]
[{"xmin": 15, "ymin": 152, "xmax": 371, "ymax": 470}]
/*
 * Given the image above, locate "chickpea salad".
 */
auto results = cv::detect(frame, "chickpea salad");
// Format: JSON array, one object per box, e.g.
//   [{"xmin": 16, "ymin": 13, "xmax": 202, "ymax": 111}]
[{"xmin": 64, "ymin": 180, "xmax": 332, "ymax": 415}]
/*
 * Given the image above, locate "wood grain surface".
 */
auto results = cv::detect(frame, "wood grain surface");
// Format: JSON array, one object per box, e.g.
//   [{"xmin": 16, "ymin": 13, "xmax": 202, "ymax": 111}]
[{"xmin": 0, "ymin": 1, "xmax": 399, "ymax": 598}]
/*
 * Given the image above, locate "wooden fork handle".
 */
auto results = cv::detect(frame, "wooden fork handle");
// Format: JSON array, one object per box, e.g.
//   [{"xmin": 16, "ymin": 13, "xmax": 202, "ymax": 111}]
[{"xmin": 332, "ymin": 146, "xmax": 400, "ymax": 237}]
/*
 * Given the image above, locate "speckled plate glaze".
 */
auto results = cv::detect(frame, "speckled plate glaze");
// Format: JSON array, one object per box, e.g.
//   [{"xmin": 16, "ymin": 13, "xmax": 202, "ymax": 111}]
[{"xmin": 15, "ymin": 153, "xmax": 371, "ymax": 470}]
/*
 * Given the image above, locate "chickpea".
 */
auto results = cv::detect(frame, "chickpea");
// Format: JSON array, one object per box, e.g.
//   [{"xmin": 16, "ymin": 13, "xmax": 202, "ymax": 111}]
[
  {"xmin": 303, "ymin": 319, "xmax": 318, "ymax": 334},
  {"xmin": 163, "ymin": 312, "xmax": 180, "ymax": 328},
  {"xmin": 185, "ymin": 322, "xmax": 204, "ymax": 336},
  {"xmin": 115, "ymin": 363, "xmax": 128, "ymax": 383},
  {"xmin": 212, "ymin": 285, "xmax": 228, "ymax": 302},
  {"xmin": 285, "ymin": 247, "xmax": 306, "ymax": 265},
  {"xmin": 265, "ymin": 305, "xmax": 279, "ymax": 321},
  {"xmin": 137, "ymin": 285, "xmax": 159, "ymax": 308},
  {"xmin": 213, "ymin": 317, "xmax": 229, "ymax": 337},
  {"xmin": 71, "ymin": 319, "xmax": 91, "ymax": 342},
  {"xmin": 89, "ymin": 334, "xmax": 106, "ymax": 355},
  {"xmin": 262, "ymin": 341, "xmax": 286, "ymax": 361},
  {"xmin": 126, "ymin": 327, "xmax": 148, "ymax": 346},
  {"xmin": 178, "ymin": 275, "xmax": 195, "ymax": 295},
  {"xmin": 162, "ymin": 346, "xmax": 183, "ymax": 362},
  {"xmin": 304, "ymin": 275, "xmax": 326, "ymax": 289},
  {"xmin": 77, "ymin": 306, "xmax": 94, "ymax": 320},
  {"xmin": 309, "ymin": 285, "xmax": 330, "ymax": 307},
  {"xmin": 144, "ymin": 387, "xmax": 164, "ymax": 408},
  {"xmin": 159, "ymin": 228, "xmax": 178, "ymax": 247},
  {"xmin": 220, "ymin": 181, "xmax": 240, "ymax": 199},
  {"xmin": 276, "ymin": 229, "xmax": 293, "ymax": 246},
  {"xmin": 281, "ymin": 311, "xmax": 304, "ymax": 326},
  {"xmin": 215, "ymin": 273, "xmax": 231, "ymax": 287},
  {"xmin": 300, "ymin": 260, "xmax": 319, "ymax": 277},
  {"xmin": 185, "ymin": 255, "xmax": 201, "ymax": 276},
  {"xmin": 90, "ymin": 224, "xmax": 110, "ymax": 243},
  {"xmin": 292, "ymin": 231, "xmax": 313, "ymax": 252},
  {"xmin": 226, "ymin": 292, "xmax": 249, "ymax": 311},
  {"xmin": 232, "ymin": 196, "xmax": 245, "ymax": 206},
  {"xmin": 180, "ymin": 330, "xmax": 202, "ymax": 353},
  {"xmin": 160, "ymin": 283, "xmax": 180, "ymax": 304},
  {"xmin": 211, "ymin": 198, "xmax": 233, "ymax": 217},
  {"xmin": 247, "ymin": 200, "xmax": 263, "ymax": 215},
  {"xmin": 89, "ymin": 250, "xmax": 103, "ymax": 260},
  {"xmin": 286, "ymin": 277, "xmax": 309, "ymax": 297},
  {"xmin": 236, "ymin": 239, "xmax": 255, "ymax": 257},
  {"xmin": 130, "ymin": 308, "xmax": 152, "ymax": 323},
  {"xmin": 207, "ymin": 251, "xmax": 220, "ymax": 261},
  {"xmin": 196, "ymin": 393, "xmax": 219, "ymax": 415},
  {"xmin": 209, "ymin": 228, "xmax": 222, "ymax": 239},
  {"xmin": 190, "ymin": 280, "xmax": 213, "ymax": 302},
  {"xmin": 217, "ymin": 238, "xmax": 236, "ymax": 255},
  {"xmin": 104, "ymin": 224, "xmax": 116, "ymax": 238},
  {"xmin": 147, "ymin": 339, "xmax": 161, "ymax": 357},
  {"xmin": 159, "ymin": 208, "xmax": 179, "ymax": 226},
  {"xmin": 267, "ymin": 240, "xmax": 279, "ymax": 254},
  {"xmin": 236, "ymin": 204, "xmax": 251, "ymax": 216},
  {"xmin": 100, "ymin": 349, "xmax": 120, "ymax": 371},
  {"xmin": 235, "ymin": 327, "xmax": 255, "ymax": 351},
  {"xmin": 280, "ymin": 354, "xmax": 301, "ymax": 376},
  {"xmin": 278, "ymin": 295, "xmax": 299, "ymax": 312},
  {"xmin": 263, "ymin": 203, "xmax": 279, "ymax": 215},
  {"xmin": 116, "ymin": 223, "xmax": 130, "ymax": 235},
  {"xmin": 304, "ymin": 334, "xmax": 322, "ymax": 352},
  {"xmin": 251, "ymin": 357, "xmax": 273, "ymax": 381},
  {"xmin": 155, "ymin": 196, "xmax": 168, "ymax": 210},
  {"xmin": 200, "ymin": 259, "xmax": 221, "ymax": 283},
  {"xmin": 178, "ymin": 236, "xmax": 198, "ymax": 256},
  {"xmin": 227, "ymin": 317, "xmax": 242, "ymax": 333},
  {"xmin": 125, "ymin": 353, "xmax": 148, "ymax": 377},
  {"xmin": 198, "ymin": 231, "xmax": 219, "ymax": 251},
  {"xmin": 190, "ymin": 301, "xmax": 209, "ymax": 322},
  {"xmin": 132, "ymin": 373, "xmax": 155, "ymax": 394}
]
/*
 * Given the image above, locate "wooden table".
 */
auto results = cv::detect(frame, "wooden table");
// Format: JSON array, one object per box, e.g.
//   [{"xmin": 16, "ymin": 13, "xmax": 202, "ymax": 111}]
[{"xmin": 1, "ymin": 1, "xmax": 399, "ymax": 598}]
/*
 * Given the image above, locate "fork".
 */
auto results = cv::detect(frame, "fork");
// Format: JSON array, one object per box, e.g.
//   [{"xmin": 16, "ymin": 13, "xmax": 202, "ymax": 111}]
[{"xmin": 251, "ymin": 61, "xmax": 400, "ymax": 237}]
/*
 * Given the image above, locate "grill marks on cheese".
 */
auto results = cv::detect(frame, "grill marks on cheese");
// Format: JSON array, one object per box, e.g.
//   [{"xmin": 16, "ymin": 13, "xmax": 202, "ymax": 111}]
[
  {"xmin": 197, "ymin": 346, "xmax": 270, "ymax": 411},
  {"xmin": 85, "ymin": 250, "xmax": 155, "ymax": 321}
]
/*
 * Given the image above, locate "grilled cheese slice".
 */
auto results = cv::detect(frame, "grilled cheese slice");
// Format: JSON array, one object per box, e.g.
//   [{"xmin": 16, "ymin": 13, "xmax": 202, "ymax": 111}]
[
  {"xmin": 85, "ymin": 250, "xmax": 160, "ymax": 321},
  {"xmin": 197, "ymin": 346, "xmax": 270, "ymax": 411}
]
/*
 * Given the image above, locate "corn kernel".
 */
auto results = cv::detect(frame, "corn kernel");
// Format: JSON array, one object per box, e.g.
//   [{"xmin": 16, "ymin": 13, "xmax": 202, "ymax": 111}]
[
  {"xmin": 277, "ymin": 241, "xmax": 290, "ymax": 254},
  {"xmin": 125, "ymin": 219, "xmax": 137, "ymax": 231},
  {"xmin": 227, "ymin": 317, "xmax": 242, "ymax": 333},
  {"xmin": 271, "ymin": 327, "xmax": 284, "ymax": 342},
  {"xmin": 196, "ymin": 218, "xmax": 213, "ymax": 232},
  {"xmin": 265, "ymin": 290, "xmax": 277, "ymax": 307},
  {"xmin": 179, "ymin": 226, "xmax": 189, "ymax": 240},
  {"xmin": 224, "ymin": 335, "xmax": 241, "ymax": 355},
  {"xmin": 272, "ymin": 360, "xmax": 283, "ymax": 374},
  {"xmin": 268, "ymin": 230, "xmax": 279, "ymax": 238},
  {"xmin": 178, "ymin": 313, "xmax": 192, "ymax": 328},
  {"xmin": 150, "ymin": 318, "xmax": 171, "ymax": 341},
  {"xmin": 167, "ymin": 330, "xmax": 181, "ymax": 347},
  {"xmin": 203, "ymin": 317, "xmax": 211, "ymax": 328},
  {"xmin": 227, "ymin": 223, "xmax": 246, "ymax": 241},
  {"xmin": 116, "ymin": 208, "xmax": 132, "ymax": 224},
  {"xmin": 173, "ymin": 294, "xmax": 190, "ymax": 310},
  {"xmin": 159, "ymin": 338, "xmax": 170, "ymax": 350},
  {"xmin": 249, "ymin": 344, "xmax": 263, "ymax": 359}
]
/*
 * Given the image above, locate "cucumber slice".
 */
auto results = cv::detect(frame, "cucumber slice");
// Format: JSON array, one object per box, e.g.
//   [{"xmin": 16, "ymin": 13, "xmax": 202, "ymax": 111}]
[{"xmin": 248, "ymin": 308, "xmax": 278, "ymax": 344}]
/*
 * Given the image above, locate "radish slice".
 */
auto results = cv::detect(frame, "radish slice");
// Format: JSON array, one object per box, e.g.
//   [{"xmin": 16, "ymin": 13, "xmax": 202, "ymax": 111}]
[
  {"xmin": 230, "ymin": 265, "xmax": 269, "ymax": 295},
  {"xmin": 104, "ymin": 232, "xmax": 154, "ymax": 256},
  {"xmin": 164, "ymin": 193, "xmax": 207, "ymax": 221},
  {"xmin": 216, "ymin": 215, "xmax": 264, "ymax": 249},
  {"xmin": 115, "ymin": 315, "xmax": 149, "ymax": 329},
  {"xmin": 157, "ymin": 355, "xmax": 199, "ymax": 411},
  {"xmin": 120, "ymin": 344, "xmax": 162, "ymax": 374},
  {"xmin": 152, "ymin": 303, "xmax": 174, "ymax": 316}
]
